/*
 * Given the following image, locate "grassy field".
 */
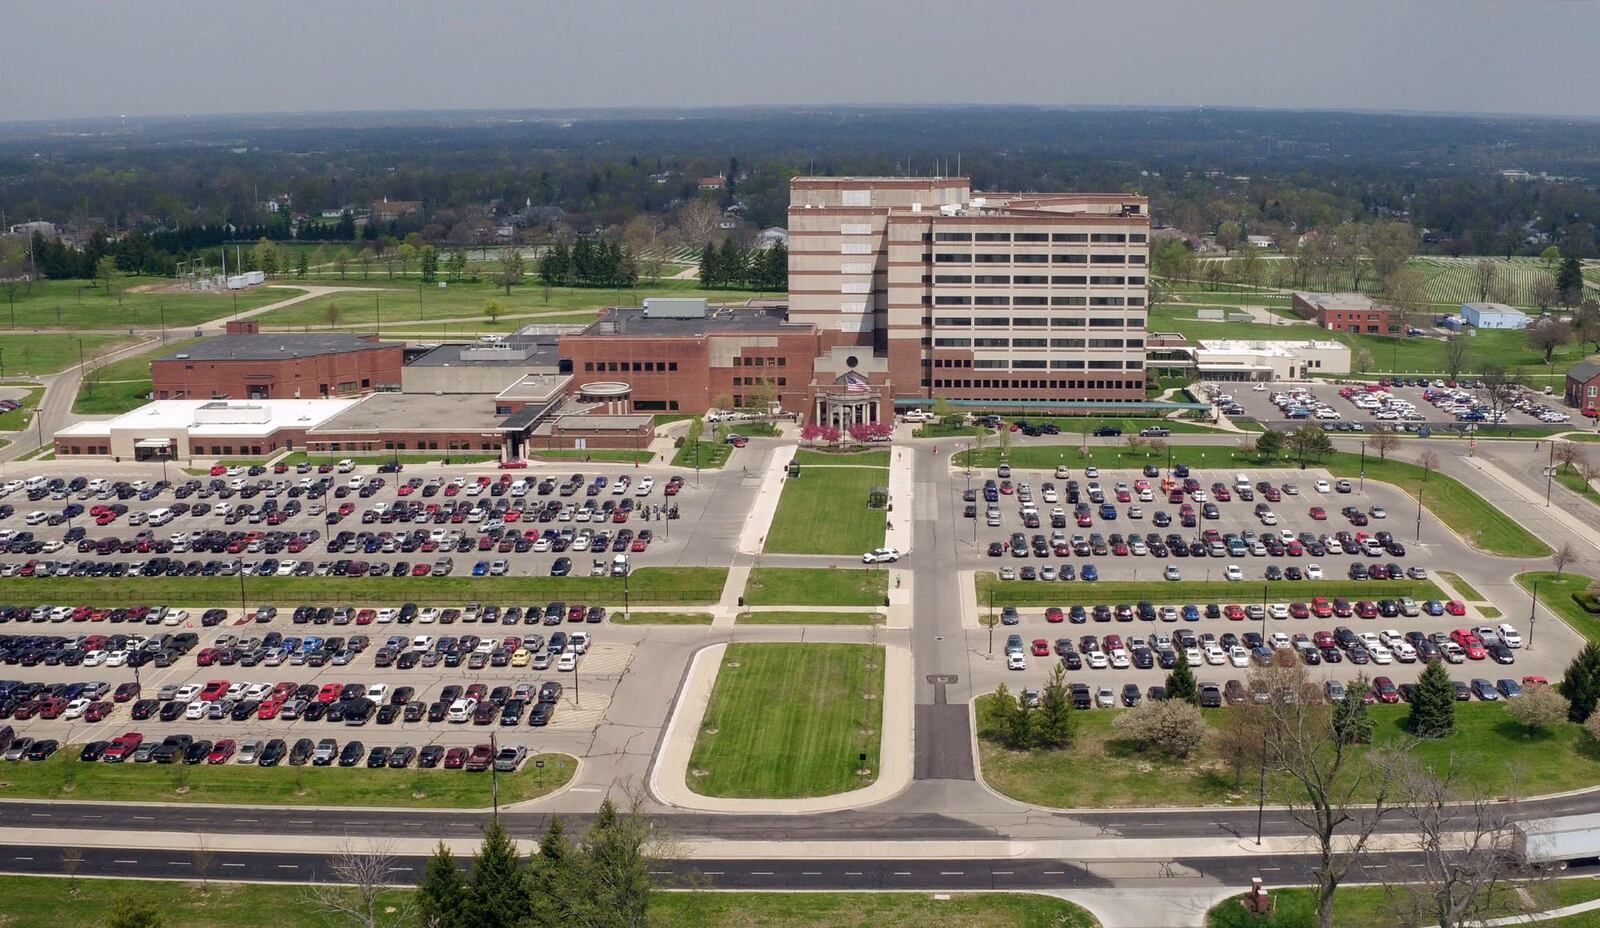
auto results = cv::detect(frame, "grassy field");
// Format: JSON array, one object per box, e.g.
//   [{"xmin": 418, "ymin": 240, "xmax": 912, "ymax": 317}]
[
  {"xmin": 1437, "ymin": 570, "xmax": 1485, "ymax": 601},
  {"xmin": 765, "ymin": 464, "xmax": 889, "ymax": 555},
  {"xmin": 688, "ymin": 643, "xmax": 885, "ymax": 798},
  {"xmin": 743, "ymin": 567, "xmax": 890, "ymax": 607},
  {"xmin": 736, "ymin": 611, "xmax": 884, "ymax": 625},
  {"xmin": 72, "ymin": 336, "xmax": 196, "ymax": 413},
  {"xmin": 976, "ymin": 696, "xmax": 1600, "ymax": 809},
  {"xmin": 0, "ymin": 277, "xmax": 299, "ymax": 331},
  {"xmin": 0, "ymin": 748, "xmax": 575, "ymax": 807},
  {"xmin": 0, "ymin": 383, "xmax": 44, "ymax": 433},
  {"xmin": 671, "ymin": 420, "xmax": 735, "ymax": 470},
  {"xmin": 954, "ymin": 442, "xmax": 1551, "ymax": 558},
  {"xmin": 793, "ymin": 448, "xmax": 892, "ymax": 467},
  {"xmin": 975, "ymin": 572, "xmax": 1443, "ymax": 607},
  {"xmin": 0, "ymin": 333, "xmax": 137, "ymax": 379},
  {"xmin": 1555, "ymin": 464, "xmax": 1600, "ymax": 508},
  {"xmin": 528, "ymin": 449, "xmax": 657, "ymax": 464},
  {"xmin": 0, "ymin": 879, "xmax": 1097, "ymax": 928},
  {"xmin": 257, "ymin": 278, "xmax": 740, "ymax": 330},
  {"xmin": 914, "ymin": 421, "xmax": 987, "ymax": 438},
  {"xmin": 0, "ymin": 566, "xmax": 728, "ymax": 607},
  {"xmin": 1518, "ymin": 572, "xmax": 1600, "ymax": 644},
  {"xmin": 609, "ymin": 611, "xmax": 715, "ymax": 625},
  {"xmin": 1207, "ymin": 878, "xmax": 1600, "ymax": 928}
]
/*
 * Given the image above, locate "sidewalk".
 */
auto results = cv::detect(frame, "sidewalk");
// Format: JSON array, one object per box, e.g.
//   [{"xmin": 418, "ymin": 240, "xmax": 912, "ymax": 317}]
[
  {"xmin": 736, "ymin": 443, "xmax": 791, "ymax": 555},
  {"xmin": 648, "ymin": 642, "xmax": 914, "ymax": 813},
  {"xmin": 886, "ymin": 444, "xmax": 914, "ymax": 553}
]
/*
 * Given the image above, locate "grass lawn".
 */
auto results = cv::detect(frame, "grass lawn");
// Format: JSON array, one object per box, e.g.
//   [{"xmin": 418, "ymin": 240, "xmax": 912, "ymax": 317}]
[
  {"xmin": 1009, "ymin": 416, "xmax": 1227, "ymax": 435},
  {"xmin": 1555, "ymin": 464, "xmax": 1600, "ymax": 508},
  {"xmin": 1480, "ymin": 606, "xmax": 1504, "ymax": 618},
  {"xmin": 671, "ymin": 439, "xmax": 733, "ymax": 469},
  {"xmin": 72, "ymin": 336, "xmax": 193, "ymax": 414},
  {"xmin": 0, "ymin": 748, "xmax": 574, "ymax": 808},
  {"xmin": 975, "ymin": 573, "xmax": 1443, "ymax": 608},
  {"xmin": 793, "ymin": 448, "xmax": 892, "ymax": 467},
  {"xmin": 1437, "ymin": 570, "xmax": 1485, "ymax": 601},
  {"xmin": 975, "ymin": 697, "xmax": 1600, "ymax": 809},
  {"xmin": 765, "ymin": 465, "xmax": 889, "ymax": 555},
  {"xmin": 609, "ymin": 611, "xmax": 715, "ymax": 625},
  {"xmin": 0, "ymin": 277, "xmax": 298, "ymax": 331},
  {"xmin": 0, "ymin": 333, "xmax": 137, "ymax": 379},
  {"xmin": 0, "ymin": 566, "xmax": 728, "ymax": 608},
  {"xmin": 528, "ymin": 449, "xmax": 656, "ymax": 464},
  {"xmin": 1518, "ymin": 572, "xmax": 1600, "ymax": 644},
  {"xmin": 1207, "ymin": 879, "xmax": 1600, "ymax": 928},
  {"xmin": 688, "ymin": 643, "xmax": 885, "ymax": 798},
  {"xmin": 914, "ymin": 422, "xmax": 987, "ymax": 438},
  {"xmin": 736, "ymin": 611, "xmax": 884, "ymax": 625},
  {"xmin": 655, "ymin": 891, "xmax": 1098, "ymax": 928},
  {"xmin": 0, "ymin": 383, "xmax": 44, "ymax": 432},
  {"xmin": 0, "ymin": 880, "xmax": 1097, "ymax": 928},
  {"xmin": 954, "ymin": 442, "xmax": 1550, "ymax": 559},
  {"xmin": 743, "ymin": 567, "xmax": 889, "ymax": 607}
]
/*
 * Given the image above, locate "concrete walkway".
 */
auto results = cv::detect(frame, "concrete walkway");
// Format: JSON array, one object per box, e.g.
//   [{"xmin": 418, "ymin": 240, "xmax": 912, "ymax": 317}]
[
  {"xmin": 886, "ymin": 444, "xmax": 914, "ymax": 553},
  {"xmin": 736, "ymin": 444, "xmax": 790, "ymax": 555},
  {"xmin": 648, "ymin": 641, "xmax": 914, "ymax": 813}
]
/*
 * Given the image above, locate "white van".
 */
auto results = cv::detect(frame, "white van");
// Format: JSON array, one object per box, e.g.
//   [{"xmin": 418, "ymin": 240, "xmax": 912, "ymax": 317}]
[
  {"xmin": 336, "ymin": 459, "xmax": 355, "ymax": 473},
  {"xmin": 24, "ymin": 476, "xmax": 47, "ymax": 491},
  {"xmin": 1234, "ymin": 473, "xmax": 1251, "ymax": 490},
  {"xmin": 148, "ymin": 508, "xmax": 175, "ymax": 527},
  {"xmin": 447, "ymin": 698, "xmax": 478, "ymax": 723}
]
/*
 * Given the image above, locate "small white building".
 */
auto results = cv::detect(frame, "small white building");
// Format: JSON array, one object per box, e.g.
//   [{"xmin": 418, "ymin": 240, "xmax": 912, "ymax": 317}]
[
  {"xmin": 1191, "ymin": 339, "xmax": 1351, "ymax": 381},
  {"xmin": 1460, "ymin": 302, "xmax": 1528, "ymax": 330},
  {"xmin": 1246, "ymin": 234, "xmax": 1276, "ymax": 249},
  {"xmin": 53, "ymin": 398, "xmax": 359, "ymax": 461}
]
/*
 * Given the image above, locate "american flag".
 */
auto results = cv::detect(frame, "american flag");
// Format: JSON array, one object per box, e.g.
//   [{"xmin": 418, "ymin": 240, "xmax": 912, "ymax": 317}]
[{"xmin": 845, "ymin": 375, "xmax": 870, "ymax": 394}]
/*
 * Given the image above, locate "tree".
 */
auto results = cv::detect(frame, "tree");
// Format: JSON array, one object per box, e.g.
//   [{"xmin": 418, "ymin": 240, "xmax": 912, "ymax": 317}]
[
  {"xmin": 1165, "ymin": 649, "xmax": 1199, "ymax": 705},
  {"xmin": 1542, "ymin": 245, "xmax": 1564, "ymax": 269},
  {"xmin": 448, "ymin": 250, "xmax": 468, "ymax": 282},
  {"xmin": 1554, "ymin": 540, "xmax": 1577, "ymax": 579},
  {"xmin": 1472, "ymin": 258, "xmax": 1499, "ymax": 302},
  {"xmin": 1111, "ymin": 698, "xmax": 1206, "ymax": 757},
  {"xmin": 1532, "ymin": 275, "xmax": 1562, "ymax": 315},
  {"xmin": 1368, "ymin": 222, "xmax": 1416, "ymax": 283},
  {"xmin": 498, "ymin": 248, "xmax": 524, "ymax": 295},
  {"xmin": 1285, "ymin": 423, "xmax": 1334, "ymax": 469},
  {"xmin": 1033, "ymin": 665, "xmax": 1075, "ymax": 749},
  {"xmin": 306, "ymin": 840, "xmax": 411, "ymax": 928},
  {"xmin": 295, "ymin": 250, "xmax": 309, "ymax": 279},
  {"xmin": 1557, "ymin": 255, "xmax": 1585, "ymax": 303},
  {"xmin": 1352, "ymin": 347, "xmax": 1375, "ymax": 375},
  {"xmin": 1333, "ymin": 675, "xmax": 1374, "ymax": 744},
  {"xmin": 396, "ymin": 243, "xmax": 417, "ymax": 278},
  {"xmin": 1383, "ymin": 268, "xmax": 1428, "ymax": 334},
  {"xmin": 1409, "ymin": 660, "xmax": 1456, "ymax": 738},
  {"xmin": 1370, "ymin": 432, "xmax": 1399, "ymax": 462},
  {"xmin": 416, "ymin": 842, "xmax": 468, "ymax": 928},
  {"xmin": 987, "ymin": 684, "xmax": 1025, "ymax": 749},
  {"xmin": 485, "ymin": 299, "xmax": 503, "ymax": 325},
  {"xmin": 324, "ymin": 302, "xmax": 342, "ymax": 329},
  {"xmin": 96, "ymin": 255, "xmax": 120, "ymax": 303},
  {"xmin": 1574, "ymin": 300, "xmax": 1600, "ymax": 353},
  {"xmin": 333, "ymin": 246, "xmax": 351, "ymax": 280},
  {"xmin": 1215, "ymin": 220, "xmax": 1242, "ymax": 256},
  {"xmin": 466, "ymin": 818, "xmax": 528, "ymax": 928},
  {"xmin": 1480, "ymin": 363, "xmax": 1520, "ymax": 423},
  {"xmin": 1443, "ymin": 335, "xmax": 1470, "ymax": 380},
  {"xmin": 106, "ymin": 896, "xmax": 166, "ymax": 928},
  {"xmin": 0, "ymin": 237, "xmax": 30, "ymax": 326},
  {"xmin": 566, "ymin": 796, "xmax": 657, "ymax": 928},
  {"xmin": 1528, "ymin": 316, "xmax": 1572, "ymax": 363},
  {"xmin": 1247, "ymin": 661, "xmax": 1407, "ymax": 928},
  {"xmin": 526, "ymin": 819, "xmax": 572, "ymax": 928},
  {"xmin": 1560, "ymin": 643, "xmax": 1600, "ymax": 722},
  {"xmin": 420, "ymin": 245, "xmax": 439, "ymax": 283},
  {"xmin": 1387, "ymin": 758, "xmax": 1525, "ymax": 928},
  {"xmin": 696, "ymin": 241, "xmax": 718, "ymax": 289},
  {"xmin": 1506, "ymin": 684, "xmax": 1569, "ymax": 735},
  {"xmin": 1253, "ymin": 428, "xmax": 1283, "ymax": 461}
]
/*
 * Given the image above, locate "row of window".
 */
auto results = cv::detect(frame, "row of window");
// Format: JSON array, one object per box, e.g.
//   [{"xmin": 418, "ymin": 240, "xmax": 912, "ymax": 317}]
[
  {"xmin": 733, "ymin": 376, "xmax": 787, "ymax": 387},
  {"xmin": 932, "ymin": 294, "xmax": 1145, "ymax": 307},
  {"xmin": 930, "ymin": 232, "xmax": 1146, "ymax": 244},
  {"xmin": 931, "ymin": 274, "xmax": 1145, "ymax": 286},
  {"xmin": 933, "ymin": 316, "xmax": 1147, "ymax": 328},
  {"xmin": 931, "ymin": 338, "xmax": 1143, "ymax": 350},
  {"xmin": 732, "ymin": 356, "xmax": 789, "ymax": 367},
  {"xmin": 937, "ymin": 357, "xmax": 1143, "ymax": 371},
  {"xmin": 928, "ymin": 378, "xmax": 1144, "ymax": 391},
  {"xmin": 933, "ymin": 253, "xmax": 1144, "ymax": 265},
  {"xmin": 582, "ymin": 360, "xmax": 682, "ymax": 373}
]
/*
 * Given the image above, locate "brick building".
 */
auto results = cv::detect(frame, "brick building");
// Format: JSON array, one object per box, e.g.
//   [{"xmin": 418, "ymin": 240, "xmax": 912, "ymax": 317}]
[
  {"xmin": 1565, "ymin": 359, "xmax": 1600, "ymax": 410},
  {"xmin": 150, "ymin": 322, "xmax": 403, "ymax": 401},
  {"xmin": 1291, "ymin": 292, "xmax": 1395, "ymax": 335}
]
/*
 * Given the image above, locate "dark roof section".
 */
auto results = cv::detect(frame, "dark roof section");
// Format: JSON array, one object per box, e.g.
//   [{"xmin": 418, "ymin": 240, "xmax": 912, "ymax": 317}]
[
  {"xmin": 1569, "ymin": 359, "xmax": 1600, "ymax": 383},
  {"xmin": 406, "ymin": 338, "xmax": 563, "ymax": 369},
  {"xmin": 577, "ymin": 305, "xmax": 797, "ymax": 338},
  {"xmin": 160, "ymin": 333, "xmax": 390, "ymax": 362}
]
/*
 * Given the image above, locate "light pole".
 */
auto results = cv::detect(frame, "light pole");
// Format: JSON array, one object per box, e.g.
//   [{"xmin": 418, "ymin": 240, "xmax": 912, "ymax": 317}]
[
  {"xmin": 1415, "ymin": 476, "xmax": 1425, "ymax": 543},
  {"xmin": 1358, "ymin": 440, "xmax": 1366, "ymax": 493},
  {"xmin": 1545, "ymin": 440, "xmax": 1556, "ymax": 507},
  {"xmin": 1529, "ymin": 579, "xmax": 1539, "ymax": 651}
]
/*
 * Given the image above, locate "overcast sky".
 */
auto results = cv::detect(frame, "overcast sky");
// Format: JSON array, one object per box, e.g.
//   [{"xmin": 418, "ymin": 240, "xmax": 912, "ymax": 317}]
[{"xmin": 3, "ymin": 0, "xmax": 1595, "ymax": 122}]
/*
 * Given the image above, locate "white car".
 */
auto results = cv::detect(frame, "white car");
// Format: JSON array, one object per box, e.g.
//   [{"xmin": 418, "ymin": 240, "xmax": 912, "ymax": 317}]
[
  {"xmin": 557, "ymin": 653, "xmax": 578, "ymax": 672},
  {"xmin": 105, "ymin": 651, "xmax": 128, "ymax": 667},
  {"xmin": 1498, "ymin": 624, "xmax": 1524, "ymax": 648},
  {"xmin": 1228, "ymin": 646, "xmax": 1250, "ymax": 668},
  {"xmin": 1305, "ymin": 564, "xmax": 1324, "ymax": 580},
  {"xmin": 634, "ymin": 478, "xmax": 655, "ymax": 496},
  {"xmin": 1203, "ymin": 644, "xmax": 1227, "ymax": 665},
  {"xmin": 1109, "ymin": 649, "xmax": 1131, "ymax": 669},
  {"xmin": 1086, "ymin": 651, "xmax": 1109, "ymax": 669},
  {"xmin": 419, "ymin": 608, "xmax": 440, "ymax": 624},
  {"xmin": 184, "ymin": 701, "xmax": 208, "ymax": 720},
  {"xmin": 1006, "ymin": 654, "xmax": 1027, "ymax": 671},
  {"xmin": 1164, "ymin": 565, "xmax": 1181, "ymax": 581},
  {"xmin": 1369, "ymin": 645, "xmax": 1393, "ymax": 665},
  {"xmin": 1224, "ymin": 564, "xmax": 1244, "ymax": 581},
  {"xmin": 63, "ymin": 698, "xmax": 92, "ymax": 720},
  {"xmin": 862, "ymin": 547, "xmax": 901, "ymax": 564},
  {"xmin": 1314, "ymin": 480, "xmax": 1331, "ymax": 493},
  {"xmin": 1370, "ymin": 506, "xmax": 1387, "ymax": 519},
  {"xmin": 173, "ymin": 684, "xmax": 202, "ymax": 703},
  {"xmin": 82, "ymin": 650, "xmax": 107, "ymax": 667},
  {"xmin": 1268, "ymin": 603, "xmax": 1289, "ymax": 620}
]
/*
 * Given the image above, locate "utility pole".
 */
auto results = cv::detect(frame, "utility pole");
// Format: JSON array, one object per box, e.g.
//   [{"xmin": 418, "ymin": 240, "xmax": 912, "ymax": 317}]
[
  {"xmin": 1358, "ymin": 440, "xmax": 1366, "ymax": 493},
  {"xmin": 1529, "ymin": 579, "xmax": 1539, "ymax": 651},
  {"xmin": 1546, "ymin": 440, "xmax": 1556, "ymax": 507}
]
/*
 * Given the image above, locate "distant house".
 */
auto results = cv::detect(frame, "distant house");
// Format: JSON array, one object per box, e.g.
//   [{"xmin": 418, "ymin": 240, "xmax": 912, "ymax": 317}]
[
  {"xmin": 1460, "ymin": 302, "xmax": 1528, "ymax": 330},
  {"xmin": 756, "ymin": 227, "xmax": 788, "ymax": 249},
  {"xmin": 371, "ymin": 198, "xmax": 422, "ymax": 223},
  {"xmin": 1246, "ymin": 234, "xmax": 1276, "ymax": 249},
  {"xmin": 697, "ymin": 175, "xmax": 726, "ymax": 191},
  {"xmin": 8, "ymin": 220, "xmax": 55, "ymax": 237},
  {"xmin": 1566, "ymin": 359, "xmax": 1600, "ymax": 410}
]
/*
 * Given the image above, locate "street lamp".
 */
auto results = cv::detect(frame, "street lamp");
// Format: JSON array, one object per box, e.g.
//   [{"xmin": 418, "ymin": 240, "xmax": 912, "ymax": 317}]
[
  {"xmin": 1528, "ymin": 580, "xmax": 1539, "ymax": 651},
  {"xmin": 1358, "ymin": 440, "xmax": 1366, "ymax": 493}
]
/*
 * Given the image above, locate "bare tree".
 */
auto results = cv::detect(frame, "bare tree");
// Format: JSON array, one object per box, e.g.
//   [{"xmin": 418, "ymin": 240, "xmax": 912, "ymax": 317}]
[
  {"xmin": 61, "ymin": 845, "xmax": 84, "ymax": 894},
  {"xmin": 1528, "ymin": 316, "xmax": 1572, "ymax": 364},
  {"xmin": 305, "ymin": 840, "xmax": 412, "ymax": 928},
  {"xmin": 1532, "ymin": 275, "xmax": 1562, "ymax": 316},
  {"xmin": 673, "ymin": 199, "xmax": 721, "ymax": 247},
  {"xmin": 192, "ymin": 830, "xmax": 217, "ymax": 892},
  {"xmin": 1419, "ymin": 450, "xmax": 1440, "ymax": 482},
  {"xmin": 1480, "ymin": 365, "xmax": 1520, "ymax": 424},
  {"xmin": 1384, "ymin": 268, "xmax": 1430, "ymax": 335},
  {"xmin": 1370, "ymin": 432, "xmax": 1400, "ymax": 462},
  {"xmin": 1385, "ymin": 758, "xmax": 1525, "ymax": 928},
  {"xmin": 1554, "ymin": 541, "xmax": 1578, "ymax": 579},
  {"xmin": 1575, "ymin": 299, "xmax": 1600, "ymax": 354},
  {"xmin": 1443, "ymin": 335, "xmax": 1470, "ymax": 381},
  {"xmin": 1554, "ymin": 441, "xmax": 1582, "ymax": 473},
  {"xmin": 1248, "ymin": 661, "xmax": 1409, "ymax": 928},
  {"xmin": 1473, "ymin": 258, "xmax": 1500, "ymax": 302}
]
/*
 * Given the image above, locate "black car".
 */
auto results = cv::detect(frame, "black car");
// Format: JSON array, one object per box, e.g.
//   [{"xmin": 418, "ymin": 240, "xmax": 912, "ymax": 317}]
[
  {"xmin": 337, "ymin": 741, "xmax": 366, "ymax": 767},
  {"xmin": 288, "ymin": 738, "xmax": 315, "ymax": 766},
  {"xmin": 366, "ymin": 746, "xmax": 392, "ymax": 768},
  {"xmin": 258, "ymin": 738, "xmax": 287, "ymax": 767},
  {"xmin": 183, "ymin": 740, "xmax": 214, "ymax": 765},
  {"xmin": 78, "ymin": 740, "xmax": 110, "ymax": 762},
  {"xmin": 418, "ymin": 744, "xmax": 445, "ymax": 768}
]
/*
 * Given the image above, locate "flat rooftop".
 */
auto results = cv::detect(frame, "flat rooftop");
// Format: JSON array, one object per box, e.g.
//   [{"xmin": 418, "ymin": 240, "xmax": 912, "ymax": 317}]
[
  {"xmin": 56, "ymin": 398, "xmax": 359, "ymax": 438},
  {"xmin": 1197, "ymin": 339, "xmax": 1348, "ymax": 358},
  {"xmin": 542, "ymin": 414, "xmax": 654, "ymax": 432},
  {"xmin": 160, "ymin": 334, "xmax": 390, "ymax": 362},
  {"xmin": 406, "ymin": 339, "xmax": 562, "ymax": 369},
  {"xmin": 495, "ymin": 374, "xmax": 572, "ymax": 403},
  {"xmin": 576, "ymin": 305, "xmax": 797, "ymax": 338},
  {"xmin": 1295, "ymin": 292, "xmax": 1376, "ymax": 311},
  {"xmin": 309, "ymin": 393, "xmax": 509, "ymax": 434}
]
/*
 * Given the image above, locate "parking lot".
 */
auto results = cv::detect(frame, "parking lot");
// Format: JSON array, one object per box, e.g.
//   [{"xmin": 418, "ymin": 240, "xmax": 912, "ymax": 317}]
[
  {"xmin": 1221, "ymin": 379, "xmax": 1581, "ymax": 433},
  {"xmin": 0, "ymin": 460, "xmax": 732, "ymax": 582}
]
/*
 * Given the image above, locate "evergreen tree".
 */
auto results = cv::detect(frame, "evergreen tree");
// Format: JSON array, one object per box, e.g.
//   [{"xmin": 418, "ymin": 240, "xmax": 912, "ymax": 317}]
[
  {"xmin": 420, "ymin": 245, "xmax": 438, "ymax": 283},
  {"xmin": 572, "ymin": 800, "xmax": 654, "ymax": 928},
  {"xmin": 1254, "ymin": 428, "xmax": 1284, "ymax": 460},
  {"xmin": 416, "ymin": 841, "xmax": 468, "ymax": 928},
  {"xmin": 572, "ymin": 238, "xmax": 596, "ymax": 285},
  {"xmin": 1033, "ymin": 664, "xmax": 1075, "ymax": 748},
  {"xmin": 295, "ymin": 250, "xmax": 309, "ymax": 279},
  {"xmin": 1558, "ymin": 255, "xmax": 1585, "ymax": 300},
  {"xmin": 1333, "ymin": 675, "xmax": 1374, "ymax": 744},
  {"xmin": 1165, "ymin": 649, "xmax": 1199, "ymax": 705},
  {"xmin": 526, "ymin": 819, "xmax": 572, "ymax": 928},
  {"xmin": 1408, "ymin": 659, "xmax": 1456, "ymax": 737},
  {"xmin": 988, "ymin": 683, "xmax": 1023, "ymax": 748},
  {"xmin": 467, "ymin": 818, "xmax": 530, "ymax": 928},
  {"xmin": 1560, "ymin": 643, "xmax": 1600, "ymax": 722},
  {"xmin": 718, "ymin": 238, "xmax": 746, "ymax": 289},
  {"xmin": 698, "ymin": 241, "xmax": 718, "ymax": 289},
  {"xmin": 106, "ymin": 896, "xmax": 165, "ymax": 928},
  {"xmin": 337, "ymin": 210, "xmax": 356, "ymax": 240},
  {"xmin": 1011, "ymin": 693, "xmax": 1036, "ymax": 749},
  {"xmin": 539, "ymin": 242, "xmax": 570, "ymax": 287}
]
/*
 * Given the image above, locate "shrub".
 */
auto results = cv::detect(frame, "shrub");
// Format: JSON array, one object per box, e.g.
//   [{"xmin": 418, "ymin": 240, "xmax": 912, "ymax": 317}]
[{"xmin": 1111, "ymin": 699, "xmax": 1206, "ymax": 758}]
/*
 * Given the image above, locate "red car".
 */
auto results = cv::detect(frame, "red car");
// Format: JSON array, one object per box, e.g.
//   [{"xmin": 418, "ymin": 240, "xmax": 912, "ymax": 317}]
[
  {"xmin": 1031, "ymin": 639, "xmax": 1050, "ymax": 657},
  {"xmin": 84, "ymin": 702, "xmax": 114, "ymax": 722},
  {"xmin": 1288, "ymin": 602, "xmax": 1310, "ymax": 620},
  {"xmin": 199, "ymin": 680, "xmax": 230, "ymax": 701},
  {"xmin": 464, "ymin": 744, "xmax": 495, "ymax": 772},
  {"xmin": 1445, "ymin": 600, "xmax": 1467, "ymax": 616},
  {"xmin": 103, "ymin": 732, "xmax": 143, "ymax": 762},
  {"xmin": 498, "ymin": 459, "xmax": 528, "ymax": 469},
  {"xmin": 316, "ymin": 683, "xmax": 343, "ymax": 704},
  {"xmin": 1523, "ymin": 675, "xmax": 1550, "ymax": 687},
  {"xmin": 257, "ymin": 700, "xmax": 283, "ymax": 720},
  {"xmin": 1355, "ymin": 601, "xmax": 1378, "ymax": 619},
  {"xmin": 1373, "ymin": 676, "xmax": 1400, "ymax": 703},
  {"xmin": 1045, "ymin": 607, "xmax": 1064, "ymax": 623},
  {"xmin": 207, "ymin": 740, "xmax": 236, "ymax": 764},
  {"xmin": 1309, "ymin": 507, "xmax": 1327, "ymax": 520},
  {"xmin": 1311, "ymin": 597, "xmax": 1333, "ymax": 619},
  {"xmin": 412, "ymin": 564, "xmax": 432, "ymax": 576},
  {"xmin": 1224, "ymin": 604, "xmax": 1246, "ymax": 621},
  {"xmin": 443, "ymin": 747, "xmax": 469, "ymax": 770}
]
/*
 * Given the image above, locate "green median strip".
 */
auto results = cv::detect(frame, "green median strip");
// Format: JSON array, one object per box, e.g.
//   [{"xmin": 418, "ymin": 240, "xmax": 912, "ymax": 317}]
[
  {"xmin": 764, "ymin": 465, "xmax": 888, "ymax": 555},
  {"xmin": 736, "ymin": 611, "xmax": 884, "ymax": 625},
  {"xmin": 609, "ymin": 611, "xmax": 715, "ymax": 625},
  {"xmin": 1517, "ymin": 572, "xmax": 1600, "ymax": 644},
  {"xmin": 1206, "ymin": 878, "xmax": 1600, "ymax": 928},
  {"xmin": 743, "ymin": 567, "xmax": 889, "ymax": 607},
  {"xmin": 1437, "ymin": 570, "xmax": 1485, "ymax": 601},
  {"xmin": 0, "ymin": 566, "xmax": 728, "ymax": 607}
]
